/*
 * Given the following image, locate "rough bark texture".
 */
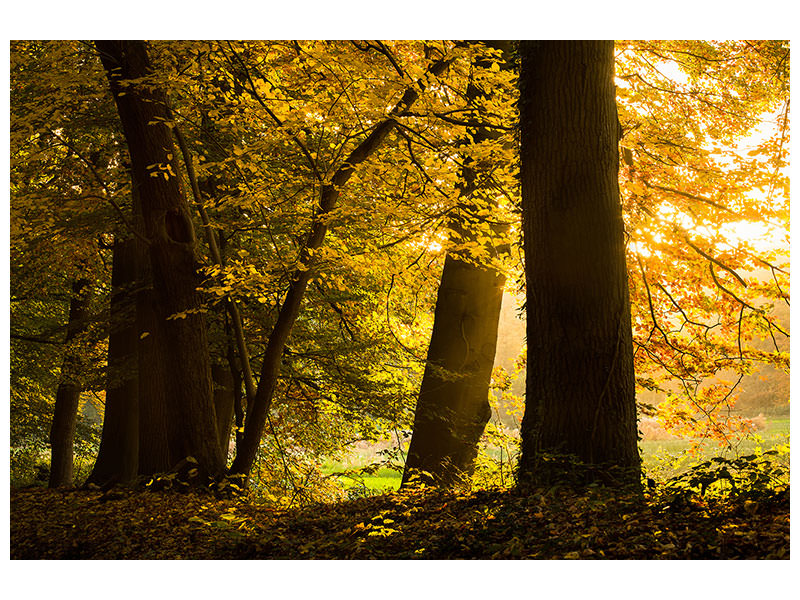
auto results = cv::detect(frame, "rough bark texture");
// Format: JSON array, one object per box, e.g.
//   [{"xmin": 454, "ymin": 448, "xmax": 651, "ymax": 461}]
[
  {"xmin": 96, "ymin": 40, "xmax": 223, "ymax": 478},
  {"xmin": 134, "ymin": 276, "xmax": 172, "ymax": 475},
  {"xmin": 517, "ymin": 41, "xmax": 640, "ymax": 485},
  {"xmin": 229, "ymin": 56, "xmax": 451, "ymax": 484},
  {"xmin": 402, "ymin": 41, "xmax": 513, "ymax": 489},
  {"xmin": 86, "ymin": 239, "xmax": 140, "ymax": 487},
  {"xmin": 48, "ymin": 278, "xmax": 91, "ymax": 488}
]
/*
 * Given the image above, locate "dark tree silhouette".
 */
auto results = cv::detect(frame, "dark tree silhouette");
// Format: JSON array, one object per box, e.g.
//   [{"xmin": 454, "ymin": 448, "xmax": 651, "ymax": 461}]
[
  {"xmin": 95, "ymin": 40, "xmax": 224, "ymax": 480},
  {"xmin": 518, "ymin": 40, "xmax": 640, "ymax": 485}
]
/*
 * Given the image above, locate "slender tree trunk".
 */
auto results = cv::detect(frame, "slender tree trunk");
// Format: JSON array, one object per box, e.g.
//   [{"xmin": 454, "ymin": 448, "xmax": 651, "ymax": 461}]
[
  {"xmin": 228, "ymin": 340, "xmax": 246, "ymax": 452},
  {"xmin": 170, "ymin": 99, "xmax": 257, "ymax": 464},
  {"xmin": 48, "ymin": 277, "xmax": 91, "ymax": 488},
  {"xmin": 403, "ymin": 41, "xmax": 513, "ymax": 489},
  {"xmin": 517, "ymin": 41, "xmax": 640, "ymax": 486},
  {"xmin": 96, "ymin": 40, "xmax": 223, "ymax": 479},
  {"xmin": 229, "ymin": 55, "xmax": 451, "ymax": 484},
  {"xmin": 212, "ymin": 362, "xmax": 235, "ymax": 456},
  {"xmin": 171, "ymin": 112, "xmax": 258, "ymax": 410},
  {"xmin": 86, "ymin": 238, "xmax": 140, "ymax": 487}
]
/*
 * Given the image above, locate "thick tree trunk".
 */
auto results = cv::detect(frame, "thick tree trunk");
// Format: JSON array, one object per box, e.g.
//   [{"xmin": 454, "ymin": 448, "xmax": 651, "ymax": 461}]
[
  {"xmin": 402, "ymin": 41, "xmax": 513, "ymax": 489},
  {"xmin": 86, "ymin": 239, "xmax": 140, "ymax": 487},
  {"xmin": 402, "ymin": 255, "xmax": 505, "ymax": 488},
  {"xmin": 135, "ymin": 276, "xmax": 172, "ymax": 475},
  {"xmin": 87, "ymin": 233, "xmax": 176, "ymax": 483},
  {"xmin": 96, "ymin": 40, "xmax": 223, "ymax": 479},
  {"xmin": 229, "ymin": 56, "xmax": 451, "ymax": 484},
  {"xmin": 518, "ymin": 41, "xmax": 640, "ymax": 485},
  {"xmin": 48, "ymin": 278, "xmax": 91, "ymax": 488}
]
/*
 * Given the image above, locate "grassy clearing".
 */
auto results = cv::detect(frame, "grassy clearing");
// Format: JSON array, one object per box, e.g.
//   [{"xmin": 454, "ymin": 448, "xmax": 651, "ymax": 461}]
[
  {"xmin": 641, "ymin": 417, "xmax": 790, "ymax": 479},
  {"xmin": 320, "ymin": 452, "xmax": 404, "ymax": 494},
  {"xmin": 321, "ymin": 418, "xmax": 789, "ymax": 492}
]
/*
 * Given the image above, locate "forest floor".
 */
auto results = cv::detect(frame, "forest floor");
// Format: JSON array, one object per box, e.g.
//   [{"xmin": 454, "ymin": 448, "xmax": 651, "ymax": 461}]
[{"xmin": 10, "ymin": 482, "xmax": 789, "ymax": 560}]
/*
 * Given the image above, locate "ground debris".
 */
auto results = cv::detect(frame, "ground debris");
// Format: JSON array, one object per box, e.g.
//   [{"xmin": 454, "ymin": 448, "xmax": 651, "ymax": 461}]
[{"xmin": 10, "ymin": 485, "xmax": 789, "ymax": 559}]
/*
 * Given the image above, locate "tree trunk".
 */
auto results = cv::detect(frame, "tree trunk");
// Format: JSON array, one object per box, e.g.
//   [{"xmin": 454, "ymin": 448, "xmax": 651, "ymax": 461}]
[
  {"xmin": 517, "ymin": 41, "xmax": 640, "ymax": 486},
  {"xmin": 212, "ymin": 362, "xmax": 235, "ymax": 457},
  {"xmin": 227, "ymin": 340, "xmax": 246, "ymax": 452},
  {"xmin": 96, "ymin": 40, "xmax": 224, "ymax": 479},
  {"xmin": 402, "ymin": 255, "xmax": 505, "ymax": 488},
  {"xmin": 135, "ymin": 275, "xmax": 172, "ymax": 475},
  {"xmin": 86, "ymin": 238, "xmax": 140, "ymax": 487},
  {"xmin": 48, "ymin": 277, "xmax": 91, "ymax": 488},
  {"xmin": 403, "ymin": 41, "xmax": 513, "ymax": 489}
]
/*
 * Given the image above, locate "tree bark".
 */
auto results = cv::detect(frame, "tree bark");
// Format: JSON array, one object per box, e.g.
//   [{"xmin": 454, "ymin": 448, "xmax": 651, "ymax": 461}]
[
  {"xmin": 402, "ymin": 255, "xmax": 505, "ymax": 488},
  {"xmin": 402, "ymin": 41, "xmax": 513, "ymax": 489},
  {"xmin": 517, "ymin": 41, "xmax": 640, "ymax": 486},
  {"xmin": 229, "ymin": 54, "xmax": 452, "ymax": 484},
  {"xmin": 48, "ymin": 277, "xmax": 91, "ymax": 488},
  {"xmin": 212, "ymin": 362, "xmax": 235, "ymax": 456},
  {"xmin": 135, "ymin": 274, "xmax": 172, "ymax": 475},
  {"xmin": 95, "ymin": 40, "xmax": 224, "ymax": 479},
  {"xmin": 86, "ymin": 238, "xmax": 140, "ymax": 487}
]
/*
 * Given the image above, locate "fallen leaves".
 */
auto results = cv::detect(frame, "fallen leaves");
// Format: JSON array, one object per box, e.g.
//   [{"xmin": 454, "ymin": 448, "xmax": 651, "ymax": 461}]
[{"xmin": 10, "ymin": 483, "xmax": 789, "ymax": 559}]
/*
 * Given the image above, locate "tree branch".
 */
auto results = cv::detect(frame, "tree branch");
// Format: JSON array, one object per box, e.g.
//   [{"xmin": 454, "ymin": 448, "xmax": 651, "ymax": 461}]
[
  {"xmin": 683, "ymin": 234, "xmax": 747, "ymax": 287},
  {"xmin": 644, "ymin": 179, "xmax": 737, "ymax": 214},
  {"xmin": 223, "ymin": 41, "xmax": 324, "ymax": 184}
]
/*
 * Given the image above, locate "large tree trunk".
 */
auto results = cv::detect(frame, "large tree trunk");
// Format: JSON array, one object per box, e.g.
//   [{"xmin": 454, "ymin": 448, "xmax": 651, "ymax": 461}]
[
  {"xmin": 518, "ymin": 41, "xmax": 640, "ymax": 486},
  {"xmin": 402, "ymin": 255, "xmax": 505, "ymax": 488},
  {"xmin": 95, "ymin": 40, "xmax": 224, "ymax": 479},
  {"xmin": 135, "ymin": 276, "xmax": 173, "ymax": 475},
  {"xmin": 86, "ymin": 239, "xmax": 140, "ymax": 487},
  {"xmin": 402, "ymin": 41, "xmax": 513, "ymax": 489},
  {"xmin": 48, "ymin": 277, "xmax": 91, "ymax": 488}
]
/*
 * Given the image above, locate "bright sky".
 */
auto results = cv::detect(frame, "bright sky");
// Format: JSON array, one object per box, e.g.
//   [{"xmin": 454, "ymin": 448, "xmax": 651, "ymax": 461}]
[{"xmin": 624, "ymin": 58, "xmax": 790, "ymax": 256}]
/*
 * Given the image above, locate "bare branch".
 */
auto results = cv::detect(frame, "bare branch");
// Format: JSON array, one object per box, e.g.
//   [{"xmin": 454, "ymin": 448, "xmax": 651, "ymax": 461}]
[
  {"xmin": 644, "ymin": 179, "xmax": 737, "ymax": 214},
  {"xmin": 683, "ymin": 234, "xmax": 747, "ymax": 287}
]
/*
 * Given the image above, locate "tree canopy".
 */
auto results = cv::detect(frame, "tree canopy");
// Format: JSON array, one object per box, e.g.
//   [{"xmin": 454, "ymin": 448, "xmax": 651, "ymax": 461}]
[{"xmin": 10, "ymin": 40, "xmax": 789, "ymax": 503}]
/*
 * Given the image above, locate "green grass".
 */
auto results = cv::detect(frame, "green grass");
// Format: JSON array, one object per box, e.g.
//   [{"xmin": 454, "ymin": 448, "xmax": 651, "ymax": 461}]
[
  {"xmin": 320, "ymin": 452, "xmax": 403, "ymax": 493},
  {"xmin": 641, "ymin": 417, "xmax": 789, "ymax": 455},
  {"xmin": 321, "ymin": 418, "xmax": 789, "ymax": 491},
  {"xmin": 641, "ymin": 417, "xmax": 790, "ymax": 479}
]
